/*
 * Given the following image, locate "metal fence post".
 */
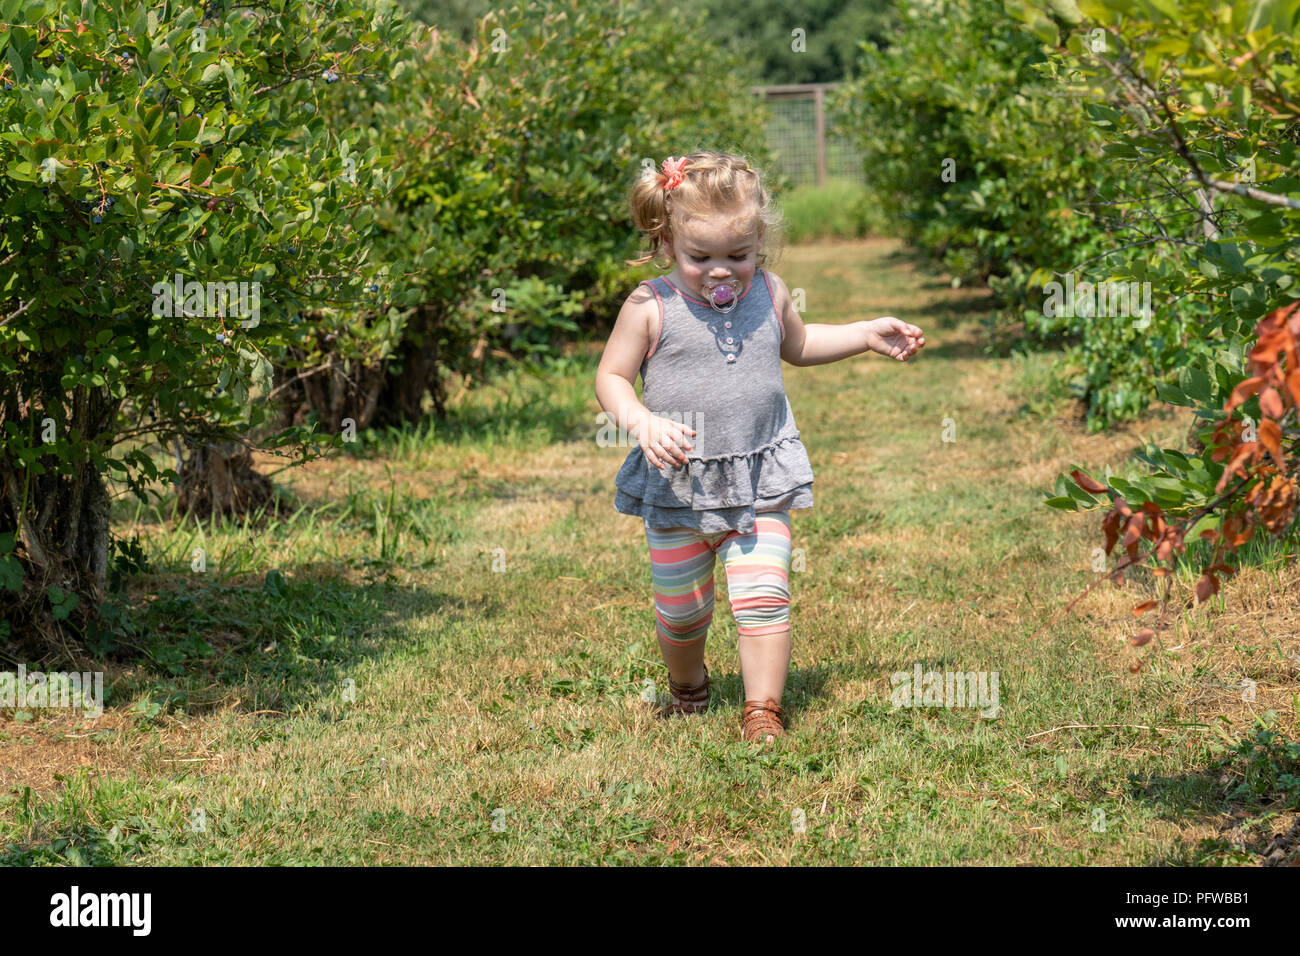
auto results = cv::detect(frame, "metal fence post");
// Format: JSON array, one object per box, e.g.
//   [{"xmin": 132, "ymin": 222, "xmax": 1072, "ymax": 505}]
[
  {"xmin": 753, "ymin": 83, "xmax": 862, "ymax": 188},
  {"xmin": 814, "ymin": 85, "xmax": 826, "ymax": 187}
]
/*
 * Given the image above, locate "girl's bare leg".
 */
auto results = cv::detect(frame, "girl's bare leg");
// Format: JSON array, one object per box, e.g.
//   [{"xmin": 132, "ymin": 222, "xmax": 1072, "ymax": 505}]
[
  {"xmin": 737, "ymin": 625, "xmax": 791, "ymax": 703},
  {"xmin": 658, "ymin": 633, "xmax": 707, "ymax": 689}
]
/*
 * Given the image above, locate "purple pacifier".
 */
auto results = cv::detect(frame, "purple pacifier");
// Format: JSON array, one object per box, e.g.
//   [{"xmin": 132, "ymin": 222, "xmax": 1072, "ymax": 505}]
[{"xmin": 706, "ymin": 281, "xmax": 738, "ymax": 314}]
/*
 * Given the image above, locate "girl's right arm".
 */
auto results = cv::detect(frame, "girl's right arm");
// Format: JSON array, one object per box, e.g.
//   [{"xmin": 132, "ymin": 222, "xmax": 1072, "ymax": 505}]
[{"xmin": 594, "ymin": 285, "xmax": 695, "ymax": 470}]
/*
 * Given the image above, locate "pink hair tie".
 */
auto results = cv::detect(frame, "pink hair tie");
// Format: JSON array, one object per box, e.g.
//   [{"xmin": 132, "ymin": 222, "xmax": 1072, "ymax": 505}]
[{"xmin": 661, "ymin": 156, "xmax": 688, "ymax": 191}]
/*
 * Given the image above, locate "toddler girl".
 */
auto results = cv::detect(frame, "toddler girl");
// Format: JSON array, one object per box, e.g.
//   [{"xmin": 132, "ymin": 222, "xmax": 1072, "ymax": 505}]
[{"xmin": 594, "ymin": 151, "xmax": 924, "ymax": 744}]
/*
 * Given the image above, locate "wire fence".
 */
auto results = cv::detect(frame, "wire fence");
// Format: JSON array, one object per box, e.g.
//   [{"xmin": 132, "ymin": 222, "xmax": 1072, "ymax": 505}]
[{"xmin": 754, "ymin": 83, "xmax": 864, "ymax": 189}]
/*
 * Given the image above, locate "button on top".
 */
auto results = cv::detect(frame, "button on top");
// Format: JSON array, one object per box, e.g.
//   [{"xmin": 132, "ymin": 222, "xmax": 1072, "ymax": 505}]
[
  {"xmin": 726, "ymin": 336, "xmax": 734, "ymax": 344},
  {"xmin": 726, "ymin": 353, "xmax": 736, "ymax": 362}
]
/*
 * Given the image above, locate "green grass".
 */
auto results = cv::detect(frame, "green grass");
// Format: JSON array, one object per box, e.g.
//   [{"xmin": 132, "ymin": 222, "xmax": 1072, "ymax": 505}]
[
  {"xmin": 1, "ymin": 238, "xmax": 1296, "ymax": 865},
  {"xmin": 778, "ymin": 178, "xmax": 883, "ymax": 244}
]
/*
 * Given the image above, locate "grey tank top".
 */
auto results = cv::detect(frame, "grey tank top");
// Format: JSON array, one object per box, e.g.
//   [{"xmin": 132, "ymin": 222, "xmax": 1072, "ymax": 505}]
[{"xmin": 613, "ymin": 268, "xmax": 814, "ymax": 534}]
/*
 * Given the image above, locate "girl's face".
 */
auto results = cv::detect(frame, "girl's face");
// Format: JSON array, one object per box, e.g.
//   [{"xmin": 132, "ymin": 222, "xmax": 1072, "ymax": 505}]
[{"xmin": 668, "ymin": 209, "xmax": 761, "ymax": 306}]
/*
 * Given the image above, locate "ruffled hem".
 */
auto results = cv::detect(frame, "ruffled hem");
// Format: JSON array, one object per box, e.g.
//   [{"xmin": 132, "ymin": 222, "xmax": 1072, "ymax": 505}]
[
  {"xmin": 616, "ymin": 484, "xmax": 813, "ymax": 535},
  {"xmin": 613, "ymin": 431, "xmax": 815, "ymax": 534}
]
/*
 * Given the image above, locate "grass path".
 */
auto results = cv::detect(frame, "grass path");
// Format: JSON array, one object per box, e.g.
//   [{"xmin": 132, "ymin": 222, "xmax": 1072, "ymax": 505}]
[{"xmin": 2, "ymin": 238, "xmax": 1297, "ymax": 865}]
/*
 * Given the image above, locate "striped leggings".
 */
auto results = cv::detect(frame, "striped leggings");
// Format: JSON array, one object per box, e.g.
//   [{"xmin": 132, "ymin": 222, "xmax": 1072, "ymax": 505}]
[{"xmin": 644, "ymin": 512, "xmax": 793, "ymax": 645}]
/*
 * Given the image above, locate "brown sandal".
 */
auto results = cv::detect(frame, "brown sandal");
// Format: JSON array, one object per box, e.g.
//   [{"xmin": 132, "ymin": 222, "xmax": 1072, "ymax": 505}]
[
  {"xmin": 666, "ymin": 665, "xmax": 710, "ymax": 716},
  {"xmin": 740, "ymin": 698, "xmax": 785, "ymax": 743}
]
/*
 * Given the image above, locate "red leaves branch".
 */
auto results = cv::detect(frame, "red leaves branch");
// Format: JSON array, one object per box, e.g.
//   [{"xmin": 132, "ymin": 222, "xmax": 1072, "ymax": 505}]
[{"xmin": 1041, "ymin": 302, "xmax": 1300, "ymax": 650}]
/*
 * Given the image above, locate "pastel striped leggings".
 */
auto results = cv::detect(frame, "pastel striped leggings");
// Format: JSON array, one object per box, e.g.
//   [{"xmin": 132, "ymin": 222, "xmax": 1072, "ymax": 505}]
[{"xmin": 644, "ymin": 512, "xmax": 792, "ymax": 645}]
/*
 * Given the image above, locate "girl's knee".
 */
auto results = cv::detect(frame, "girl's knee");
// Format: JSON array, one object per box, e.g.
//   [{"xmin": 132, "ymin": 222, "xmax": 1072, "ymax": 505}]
[
  {"xmin": 731, "ymin": 594, "xmax": 790, "ymax": 635},
  {"xmin": 653, "ymin": 584, "xmax": 716, "ymax": 643}
]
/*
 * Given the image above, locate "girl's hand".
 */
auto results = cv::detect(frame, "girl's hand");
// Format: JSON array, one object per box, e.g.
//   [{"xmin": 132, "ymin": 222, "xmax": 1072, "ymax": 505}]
[
  {"xmin": 635, "ymin": 415, "xmax": 696, "ymax": 470},
  {"xmin": 864, "ymin": 316, "xmax": 926, "ymax": 361}
]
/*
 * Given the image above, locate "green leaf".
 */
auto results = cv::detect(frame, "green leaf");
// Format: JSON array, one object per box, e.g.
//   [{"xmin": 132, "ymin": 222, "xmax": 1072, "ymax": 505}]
[
  {"xmin": 1043, "ymin": 495, "xmax": 1081, "ymax": 511},
  {"xmin": 0, "ymin": 553, "xmax": 21, "ymax": 592},
  {"xmin": 1180, "ymin": 365, "xmax": 1212, "ymax": 403},
  {"xmin": 1245, "ymin": 0, "xmax": 1300, "ymax": 35},
  {"xmin": 1155, "ymin": 380, "xmax": 1190, "ymax": 406},
  {"xmin": 191, "ymin": 154, "xmax": 212, "ymax": 187},
  {"xmin": 148, "ymin": 44, "xmax": 171, "ymax": 75}
]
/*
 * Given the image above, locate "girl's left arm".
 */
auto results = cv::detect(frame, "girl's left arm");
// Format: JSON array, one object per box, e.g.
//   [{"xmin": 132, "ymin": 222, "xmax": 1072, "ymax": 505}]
[{"xmin": 771, "ymin": 272, "xmax": 925, "ymax": 366}]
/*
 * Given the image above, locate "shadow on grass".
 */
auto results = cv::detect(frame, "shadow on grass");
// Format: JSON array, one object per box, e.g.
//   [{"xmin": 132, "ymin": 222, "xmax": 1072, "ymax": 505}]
[
  {"xmin": 1099, "ymin": 755, "xmax": 1299, "ymax": 865},
  {"xmin": 87, "ymin": 562, "xmax": 505, "ymax": 723}
]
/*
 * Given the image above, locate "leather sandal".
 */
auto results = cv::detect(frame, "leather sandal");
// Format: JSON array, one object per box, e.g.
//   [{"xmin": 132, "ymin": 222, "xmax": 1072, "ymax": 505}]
[
  {"xmin": 666, "ymin": 665, "xmax": 710, "ymax": 716},
  {"xmin": 740, "ymin": 698, "xmax": 785, "ymax": 743}
]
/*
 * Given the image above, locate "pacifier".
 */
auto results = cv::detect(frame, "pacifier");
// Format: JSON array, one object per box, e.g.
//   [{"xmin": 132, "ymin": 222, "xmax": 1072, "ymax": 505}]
[{"xmin": 702, "ymin": 280, "xmax": 740, "ymax": 314}]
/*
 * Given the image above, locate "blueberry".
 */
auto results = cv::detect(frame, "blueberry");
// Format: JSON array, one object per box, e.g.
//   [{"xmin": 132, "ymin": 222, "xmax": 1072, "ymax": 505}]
[
  {"xmin": 369, "ymin": 284, "xmax": 378, "ymax": 292},
  {"xmin": 56, "ymin": 53, "xmax": 64, "ymax": 63},
  {"xmin": 3, "ymin": 84, "xmax": 11, "ymax": 91},
  {"xmin": 92, "ymin": 214, "xmax": 102, "ymax": 224},
  {"xmin": 288, "ymin": 246, "xmax": 297, "ymax": 254},
  {"xmin": 106, "ymin": 196, "xmax": 114, "ymax": 206},
  {"xmin": 41, "ymin": 187, "xmax": 48, "ymax": 195},
  {"xmin": 215, "ymin": 387, "xmax": 223, "ymax": 395}
]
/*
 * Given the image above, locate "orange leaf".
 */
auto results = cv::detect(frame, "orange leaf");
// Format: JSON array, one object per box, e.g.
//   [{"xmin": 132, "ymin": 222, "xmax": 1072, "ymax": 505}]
[
  {"xmin": 1102, "ymin": 510, "xmax": 1121, "ymax": 554},
  {"xmin": 1259, "ymin": 418, "xmax": 1283, "ymax": 469},
  {"xmin": 1260, "ymin": 386, "xmax": 1285, "ymax": 419},
  {"xmin": 1215, "ymin": 443, "xmax": 1258, "ymax": 492},
  {"xmin": 1226, "ymin": 375, "xmax": 1263, "ymax": 412},
  {"xmin": 1286, "ymin": 368, "xmax": 1300, "ymax": 409},
  {"xmin": 1132, "ymin": 600, "xmax": 1158, "ymax": 616},
  {"xmin": 1131, "ymin": 628, "xmax": 1155, "ymax": 647},
  {"xmin": 1151, "ymin": 567, "xmax": 1170, "ymax": 577},
  {"xmin": 1194, "ymin": 571, "xmax": 1219, "ymax": 604},
  {"xmin": 1071, "ymin": 469, "xmax": 1107, "ymax": 494}
]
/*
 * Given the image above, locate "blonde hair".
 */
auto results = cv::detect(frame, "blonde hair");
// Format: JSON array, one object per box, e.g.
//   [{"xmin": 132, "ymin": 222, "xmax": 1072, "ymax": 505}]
[{"xmin": 625, "ymin": 150, "xmax": 783, "ymax": 269}]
